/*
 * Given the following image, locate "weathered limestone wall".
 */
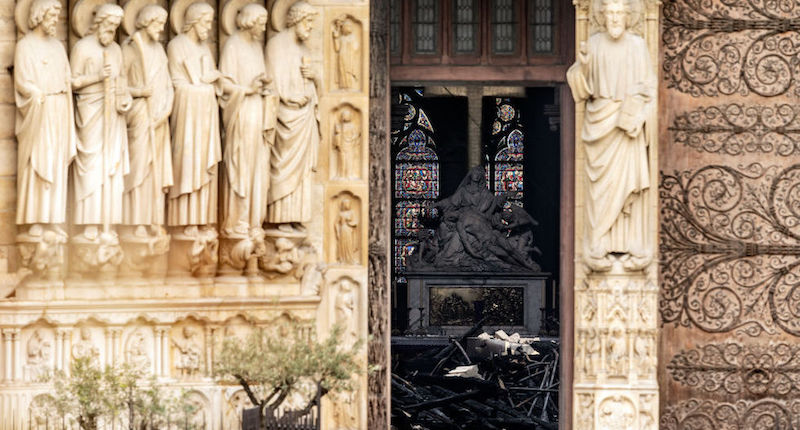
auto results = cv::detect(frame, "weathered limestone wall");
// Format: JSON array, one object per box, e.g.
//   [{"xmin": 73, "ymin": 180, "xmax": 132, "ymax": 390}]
[{"xmin": 0, "ymin": 0, "xmax": 370, "ymax": 428}]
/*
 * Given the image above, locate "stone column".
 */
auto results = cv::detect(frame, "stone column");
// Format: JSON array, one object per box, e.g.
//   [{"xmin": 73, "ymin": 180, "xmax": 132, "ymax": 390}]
[
  {"xmin": 204, "ymin": 326, "xmax": 214, "ymax": 376},
  {"xmin": 2, "ymin": 329, "xmax": 12, "ymax": 382},
  {"xmin": 153, "ymin": 327, "xmax": 161, "ymax": 376},
  {"xmin": 10, "ymin": 329, "xmax": 19, "ymax": 381},
  {"xmin": 159, "ymin": 327, "xmax": 169, "ymax": 376},
  {"xmin": 570, "ymin": 1, "xmax": 661, "ymax": 428}
]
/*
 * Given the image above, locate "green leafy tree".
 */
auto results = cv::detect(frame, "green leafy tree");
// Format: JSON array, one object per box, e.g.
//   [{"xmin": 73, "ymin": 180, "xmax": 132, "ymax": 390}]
[
  {"xmin": 44, "ymin": 357, "xmax": 196, "ymax": 430},
  {"xmin": 214, "ymin": 324, "xmax": 361, "ymax": 429}
]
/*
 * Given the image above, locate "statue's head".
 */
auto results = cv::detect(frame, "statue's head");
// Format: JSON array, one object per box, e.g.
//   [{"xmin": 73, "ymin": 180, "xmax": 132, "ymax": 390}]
[
  {"xmin": 287, "ymin": 1, "xmax": 317, "ymax": 42},
  {"xmin": 183, "ymin": 2, "xmax": 213, "ymax": 41},
  {"xmin": 29, "ymin": 0, "xmax": 61, "ymax": 37},
  {"xmin": 340, "ymin": 196, "xmax": 351, "ymax": 210},
  {"xmin": 183, "ymin": 326, "xmax": 194, "ymax": 339},
  {"xmin": 600, "ymin": 0, "xmax": 629, "ymax": 39},
  {"xmin": 340, "ymin": 108, "xmax": 353, "ymax": 122},
  {"xmin": 80, "ymin": 327, "xmax": 91, "ymax": 341},
  {"xmin": 136, "ymin": 4, "xmax": 167, "ymax": 42},
  {"xmin": 237, "ymin": 3, "xmax": 267, "ymax": 38},
  {"xmin": 90, "ymin": 3, "xmax": 123, "ymax": 46}
]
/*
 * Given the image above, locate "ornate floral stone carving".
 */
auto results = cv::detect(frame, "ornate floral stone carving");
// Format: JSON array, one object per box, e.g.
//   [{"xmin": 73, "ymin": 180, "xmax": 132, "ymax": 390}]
[{"xmin": 568, "ymin": 0, "xmax": 655, "ymax": 272}]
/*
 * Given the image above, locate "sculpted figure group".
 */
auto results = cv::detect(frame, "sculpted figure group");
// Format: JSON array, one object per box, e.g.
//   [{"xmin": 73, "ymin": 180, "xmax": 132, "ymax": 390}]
[{"xmin": 14, "ymin": 0, "xmax": 325, "ymax": 279}]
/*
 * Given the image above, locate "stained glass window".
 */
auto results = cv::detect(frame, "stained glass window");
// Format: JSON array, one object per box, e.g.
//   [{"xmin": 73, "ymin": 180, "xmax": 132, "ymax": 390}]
[
  {"xmin": 391, "ymin": 89, "xmax": 440, "ymax": 291},
  {"xmin": 413, "ymin": 0, "xmax": 439, "ymax": 54},
  {"xmin": 487, "ymin": 98, "xmax": 525, "ymax": 207},
  {"xmin": 528, "ymin": 0, "xmax": 554, "ymax": 53},
  {"xmin": 491, "ymin": 0, "xmax": 517, "ymax": 54},
  {"xmin": 453, "ymin": 0, "xmax": 479, "ymax": 54}
]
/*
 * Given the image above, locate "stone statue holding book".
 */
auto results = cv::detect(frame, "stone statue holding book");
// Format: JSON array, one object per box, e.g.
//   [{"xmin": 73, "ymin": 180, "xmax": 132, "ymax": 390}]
[{"xmin": 566, "ymin": 0, "xmax": 655, "ymax": 271}]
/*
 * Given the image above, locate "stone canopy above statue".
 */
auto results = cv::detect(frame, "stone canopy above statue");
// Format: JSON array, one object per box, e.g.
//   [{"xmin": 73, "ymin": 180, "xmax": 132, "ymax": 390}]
[{"xmin": 409, "ymin": 166, "xmax": 542, "ymax": 273}]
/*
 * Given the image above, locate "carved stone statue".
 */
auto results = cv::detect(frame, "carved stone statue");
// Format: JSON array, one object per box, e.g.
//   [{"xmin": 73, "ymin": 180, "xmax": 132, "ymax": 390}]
[
  {"xmin": 264, "ymin": 1, "xmax": 320, "ymax": 232},
  {"xmin": 70, "ymin": 2, "xmax": 132, "ymax": 231},
  {"xmin": 167, "ymin": 0, "xmax": 222, "ymax": 227},
  {"xmin": 121, "ymin": 2, "xmax": 174, "ymax": 232},
  {"xmin": 71, "ymin": 327, "xmax": 99, "ymax": 361},
  {"xmin": 335, "ymin": 197, "xmax": 359, "ymax": 264},
  {"xmin": 332, "ymin": 15, "xmax": 359, "ymax": 90},
  {"xmin": 567, "ymin": 0, "xmax": 655, "ymax": 271},
  {"xmin": 14, "ymin": 0, "xmax": 78, "ymax": 229},
  {"xmin": 25, "ymin": 329, "xmax": 51, "ymax": 380},
  {"xmin": 219, "ymin": 1, "xmax": 273, "ymax": 235},
  {"xmin": 172, "ymin": 326, "xmax": 201, "ymax": 377},
  {"xmin": 411, "ymin": 166, "xmax": 541, "ymax": 272},
  {"xmin": 333, "ymin": 107, "xmax": 360, "ymax": 179}
]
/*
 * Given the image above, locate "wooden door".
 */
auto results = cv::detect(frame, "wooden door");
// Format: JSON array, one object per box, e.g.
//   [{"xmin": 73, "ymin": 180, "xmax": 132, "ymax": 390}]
[{"xmin": 659, "ymin": 1, "xmax": 800, "ymax": 428}]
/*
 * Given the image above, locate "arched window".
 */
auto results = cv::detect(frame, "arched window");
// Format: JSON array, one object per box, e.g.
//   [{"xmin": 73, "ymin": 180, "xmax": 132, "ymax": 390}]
[
  {"xmin": 487, "ymin": 98, "xmax": 525, "ymax": 207},
  {"xmin": 391, "ymin": 89, "xmax": 440, "ymax": 287}
]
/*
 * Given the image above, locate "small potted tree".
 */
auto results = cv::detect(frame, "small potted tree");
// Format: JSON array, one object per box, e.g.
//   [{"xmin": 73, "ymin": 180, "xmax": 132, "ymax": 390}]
[{"xmin": 214, "ymin": 323, "xmax": 361, "ymax": 429}]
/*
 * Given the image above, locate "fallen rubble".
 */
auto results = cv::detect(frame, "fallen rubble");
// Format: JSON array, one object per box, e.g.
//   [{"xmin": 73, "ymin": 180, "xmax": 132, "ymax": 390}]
[{"xmin": 392, "ymin": 326, "xmax": 560, "ymax": 429}]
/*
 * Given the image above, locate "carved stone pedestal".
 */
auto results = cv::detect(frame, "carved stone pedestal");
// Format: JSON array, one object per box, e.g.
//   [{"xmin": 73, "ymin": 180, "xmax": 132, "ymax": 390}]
[
  {"xmin": 573, "ymin": 262, "xmax": 658, "ymax": 430},
  {"xmin": 167, "ymin": 226, "xmax": 219, "ymax": 280},
  {"xmin": 16, "ymin": 226, "xmax": 67, "ymax": 282},
  {"xmin": 69, "ymin": 228, "xmax": 124, "ymax": 282},
  {"xmin": 259, "ymin": 228, "xmax": 317, "ymax": 280},
  {"xmin": 218, "ymin": 227, "xmax": 266, "ymax": 278},
  {"xmin": 119, "ymin": 227, "xmax": 170, "ymax": 280}
]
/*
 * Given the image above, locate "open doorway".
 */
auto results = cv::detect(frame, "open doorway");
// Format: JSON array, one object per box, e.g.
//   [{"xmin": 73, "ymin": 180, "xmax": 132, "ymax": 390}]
[{"xmin": 389, "ymin": 85, "xmax": 563, "ymax": 428}]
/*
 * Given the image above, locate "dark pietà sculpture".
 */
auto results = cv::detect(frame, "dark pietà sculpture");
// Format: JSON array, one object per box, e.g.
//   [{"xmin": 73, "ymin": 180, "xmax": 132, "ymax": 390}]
[{"xmin": 410, "ymin": 166, "xmax": 541, "ymax": 272}]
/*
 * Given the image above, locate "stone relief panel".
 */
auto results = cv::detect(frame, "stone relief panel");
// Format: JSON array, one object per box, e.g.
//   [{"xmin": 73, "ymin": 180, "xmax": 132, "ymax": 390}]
[
  {"xmin": 22, "ymin": 327, "xmax": 54, "ymax": 381},
  {"xmin": 223, "ymin": 389, "xmax": 251, "ymax": 430},
  {"xmin": 170, "ymin": 318, "xmax": 204, "ymax": 378},
  {"xmin": 330, "ymin": 103, "xmax": 363, "ymax": 181},
  {"xmin": 71, "ymin": 323, "xmax": 102, "ymax": 363},
  {"xmin": 663, "ymin": 0, "xmax": 800, "ymax": 98},
  {"xmin": 597, "ymin": 395, "xmax": 636, "ymax": 430},
  {"xmin": 327, "ymin": 189, "xmax": 365, "ymax": 266},
  {"xmin": 124, "ymin": 327, "xmax": 152, "ymax": 370},
  {"xmin": 327, "ymin": 12, "xmax": 363, "ymax": 93}
]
